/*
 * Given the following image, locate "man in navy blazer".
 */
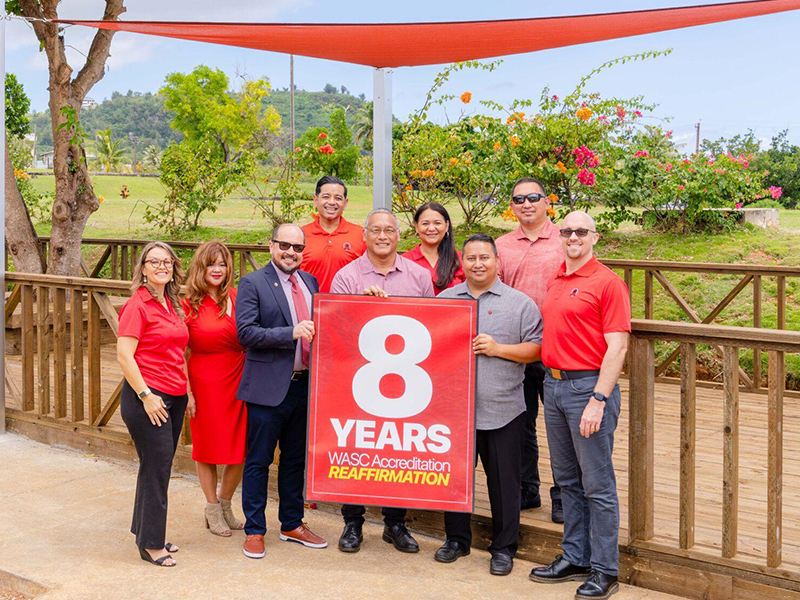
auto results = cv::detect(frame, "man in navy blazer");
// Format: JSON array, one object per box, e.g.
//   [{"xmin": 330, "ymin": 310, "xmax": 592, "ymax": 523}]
[{"xmin": 236, "ymin": 223, "xmax": 328, "ymax": 559}]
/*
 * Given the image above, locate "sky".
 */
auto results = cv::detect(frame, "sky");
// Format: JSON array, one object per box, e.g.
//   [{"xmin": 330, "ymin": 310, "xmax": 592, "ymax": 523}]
[{"xmin": 6, "ymin": 0, "xmax": 800, "ymax": 152}]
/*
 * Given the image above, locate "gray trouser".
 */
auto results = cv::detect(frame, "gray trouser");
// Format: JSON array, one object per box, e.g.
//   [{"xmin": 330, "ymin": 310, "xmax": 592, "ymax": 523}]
[{"xmin": 544, "ymin": 372, "xmax": 621, "ymax": 575}]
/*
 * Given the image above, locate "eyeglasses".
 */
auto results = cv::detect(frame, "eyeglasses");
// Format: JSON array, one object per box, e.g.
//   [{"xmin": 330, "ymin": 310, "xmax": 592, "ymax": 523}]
[
  {"xmin": 272, "ymin": 240, "xmax": 306, "ymax": 253},
  {"xmin": 366, "ymin": 227, "xmax": 398, "ymax": 236},
  {"xmin": 145, "ymin": 258, "xmax": 174, "ymax": 269},
  {"xmin": 511, "ymin": 193, "xmax": 547, "ymax": 205},
  {"xmin": 559, "ymin": 228, "xmax": 596, "ymax": 238}
]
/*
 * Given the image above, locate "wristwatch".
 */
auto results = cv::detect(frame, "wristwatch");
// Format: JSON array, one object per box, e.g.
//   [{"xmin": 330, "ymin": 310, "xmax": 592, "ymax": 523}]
[
  {"xmin": 137, "ymin": 387, "xmax": 152, "ymax": 400},
  {"xmin": 591, "ymin": 391, "xmax": 607, "ymax": 403}
]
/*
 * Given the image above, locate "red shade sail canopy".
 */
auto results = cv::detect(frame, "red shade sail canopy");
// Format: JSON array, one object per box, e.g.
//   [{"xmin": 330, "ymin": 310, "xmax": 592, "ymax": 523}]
[{"xmin": 60, "ymin": 0, "xmax": 800, "ymax": 68}]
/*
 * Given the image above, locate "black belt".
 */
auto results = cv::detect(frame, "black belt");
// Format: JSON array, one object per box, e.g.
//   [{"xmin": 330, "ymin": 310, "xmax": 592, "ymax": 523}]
[
  {"xmin": 291, "ymin": 370, "xmax": 309, "ymax": 381},
  {"xmin": 548, "ymin": 368, "xmax": 600, "ymax": 380}
]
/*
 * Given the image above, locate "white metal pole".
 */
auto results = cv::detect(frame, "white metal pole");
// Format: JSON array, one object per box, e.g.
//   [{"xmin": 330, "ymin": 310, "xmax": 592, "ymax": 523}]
[
  {"xmin": 1, "ymin": 15, "xmax": 7, "ymax": 434},
  {"xmin": 372, "ymin": 67, "xmax": 392, "ymax": 210}
]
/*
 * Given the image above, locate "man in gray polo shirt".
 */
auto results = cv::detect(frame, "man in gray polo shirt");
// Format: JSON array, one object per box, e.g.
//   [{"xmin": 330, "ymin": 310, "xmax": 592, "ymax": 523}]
[{"xmin": 436, "ymin": 233, "xmax": 543, "ymax": 576}]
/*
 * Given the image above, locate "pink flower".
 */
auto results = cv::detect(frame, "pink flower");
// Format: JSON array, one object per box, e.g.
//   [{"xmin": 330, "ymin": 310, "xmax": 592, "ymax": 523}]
[
  {"xmin": 572, "ymin": 145, "xmax": 598, "ymax": 168},
  {"xmin": 677, "ymin": 185, "xmax": 685, "ymax": 190},
  {"xmin": 553, "ymin": 146, "xmax": 563, "ymax": 153},
  {"xmin": 552, "ymin": 95, "xmax": 559, "ymax": 101},
  {"xmin": 770, "ymin": 186, "xmax": 783, "ymax": 199},
  {"xmin": 682, "ymin": 159, "xmax": 691, "ymax": 165},
  {"xmin": 597, "ymin": 115, "xmax": 608, "ymax": 124},
  {"xmin": 294, "ymin": 147, "xmax": 301, "ymax": 153},
  {"xmin": 317, "ymin": 132, "xmax": 328, "ymax": 140},
  {"xmin": 616, "ymin": 105, "xmax": 626, "ymax": 120},
  {"xmin": 634, "ymin": 151, "xmax": 649, "ymax": 158},
  {"xmin": 633, "ymin": 111, "xmax": 642, "ymax": 118},
  {"xmin": 577, "ymin": 168, "xmax": 596, "ymax": 187},
  {"xmin": 735, "ymin": 203, "xmax": 743, "ymax": 209},
  {"xmin": 666, "ymin": 130, "xmax": 673, "ymax": 138},
  {"xmin": 664, "ymin": 163, "xmax": 673, "ymax": 172}
]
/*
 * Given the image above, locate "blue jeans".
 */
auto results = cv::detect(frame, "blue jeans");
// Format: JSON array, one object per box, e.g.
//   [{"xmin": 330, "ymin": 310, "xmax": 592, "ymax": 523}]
[{"xmin": 544, "ymin": 373, "xmax": 621, "ymax": 576}]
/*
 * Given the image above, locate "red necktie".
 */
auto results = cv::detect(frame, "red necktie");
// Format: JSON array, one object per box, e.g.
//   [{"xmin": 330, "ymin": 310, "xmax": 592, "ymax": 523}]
[{"xmin": 288, "ymin": 274, "xmax": 310, "ymax": 367}]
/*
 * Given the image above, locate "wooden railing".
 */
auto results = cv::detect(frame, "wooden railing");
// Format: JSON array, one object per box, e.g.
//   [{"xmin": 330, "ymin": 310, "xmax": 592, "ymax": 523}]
[
  {"xmin": 2, "ymin": 273, "xmax": 167, "ymax": 441},
  {"xmin": 628, "ymin": 319, "xmax": 799, "ymax": 576},
  {"xmin": 605, "ymin": 259, "xmax": 799, "ymax": 392}
]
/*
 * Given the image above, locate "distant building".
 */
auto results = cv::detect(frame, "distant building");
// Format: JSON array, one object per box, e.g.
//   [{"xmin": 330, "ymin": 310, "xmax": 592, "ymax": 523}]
[
  {"xmin": 82, "ymin": 98, "xmax": 98, "ymax": 110},
  {"xmin": 40, "ymin": 150, "xmax": 54, "ymax": 169}
]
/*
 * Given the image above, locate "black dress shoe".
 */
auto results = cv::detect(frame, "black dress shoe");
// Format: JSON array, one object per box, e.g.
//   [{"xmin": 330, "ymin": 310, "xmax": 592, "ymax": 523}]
[
  {"xmin": 551, "ymin": 487, "xmax": 564, "ymax": 524},
  {"xmin": 521, "ymin": 487, "xmax": 542, "ymax": 510},
  {"xmin": 434, "ymin": 540, "xmax": 470, "ymax": 563},
  {"xmin": 529, "ymin": 554, "xmax": 591, "ymax": 583},
  {"xmin": 489, "ymin": 553, "xmax": 513, "ymax": 576},
  {"xmin": 338, "ymin": 522, "xmax": 363, "ymax": 553},
  {"xmin": 575, "ymin": 570, "xmax": 619, "ymax": 599},
  {"xmin": 382, "ymin": 523, "xmax": 420, "ymax": 553}
]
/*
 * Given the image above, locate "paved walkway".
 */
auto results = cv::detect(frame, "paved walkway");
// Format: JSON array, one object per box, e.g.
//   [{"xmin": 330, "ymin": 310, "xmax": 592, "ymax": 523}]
[{"xmin": 0, "ymin": 433, "xmax": 681, "ymax": 600}]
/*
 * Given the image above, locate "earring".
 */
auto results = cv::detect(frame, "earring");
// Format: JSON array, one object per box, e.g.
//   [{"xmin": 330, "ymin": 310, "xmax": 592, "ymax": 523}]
[{"xmin": 143, "ymin": 275, "xmax": 147, "ymax": 283}]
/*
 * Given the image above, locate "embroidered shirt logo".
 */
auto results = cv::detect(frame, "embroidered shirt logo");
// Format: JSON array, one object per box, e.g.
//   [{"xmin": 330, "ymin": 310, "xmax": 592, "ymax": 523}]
[
  {"xmin": 569, "ymin": 288, "xmax": 580, "ymax": 297},
  {"xmin": 343, "ymin": 242, "xmax": 352, "ymax": 252}
]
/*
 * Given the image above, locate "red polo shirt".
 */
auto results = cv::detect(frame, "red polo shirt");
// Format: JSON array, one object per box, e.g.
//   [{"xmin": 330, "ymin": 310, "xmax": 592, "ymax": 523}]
[
  {"xmin": 301, "ymin": 216, "xmax": 366, "ymax": 292},
  {"xmin": 541, "ymin": 256, "xmax": 631, "ymax": 371},
  {"xmin": 403, "ymin": 244, "xmax": 465, "ymax": 295},
  {"xmin": 118, "ymin": 287, "xmax": 190, "ymax": 396}
]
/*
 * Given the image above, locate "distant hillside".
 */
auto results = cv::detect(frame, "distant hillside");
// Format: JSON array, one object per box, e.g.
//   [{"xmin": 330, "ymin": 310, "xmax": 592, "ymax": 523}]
[{"xmin": 29, "ymin": 88, "xmax": 368, "ymax": 154}]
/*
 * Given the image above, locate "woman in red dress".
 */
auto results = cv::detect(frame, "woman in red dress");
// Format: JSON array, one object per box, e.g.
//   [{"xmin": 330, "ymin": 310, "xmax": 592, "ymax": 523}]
[
  {"xmin": 183, "ymin": 241, "xmax": 247, "ymax": 537},
  {"xmin": 404, "ymin": 202, "xmax": 465, "ymax": 295}
]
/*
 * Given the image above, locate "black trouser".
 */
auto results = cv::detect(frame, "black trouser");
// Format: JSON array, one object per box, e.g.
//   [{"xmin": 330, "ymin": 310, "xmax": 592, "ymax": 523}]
[
  {"xmin": 444, "ymin": 412, "xmax": 525, "ymax": 558},
  {"xmin": 341, "ymin": 504, "xmax": 407, "ymax": 528},
  {"xmin": 120, "ymin": 380, "xmax": 188, "ymax": 550},
  {"xmin": 522, "ymin": 362, "xmax": 561, "ymax": 500},
  {"xmin": 242, "ymin": 377, "xmax": 308, "ymax": 535}
]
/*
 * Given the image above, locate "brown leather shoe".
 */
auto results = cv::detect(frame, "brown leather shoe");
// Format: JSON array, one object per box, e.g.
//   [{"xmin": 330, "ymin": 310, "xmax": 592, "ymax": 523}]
[
  {"xmin": 280, "ymin": 523, "xmax": 328, "ymax": 549},
  {"xmin": 243, "ymin": 534, "xmax": 266, "ymax": 559}
]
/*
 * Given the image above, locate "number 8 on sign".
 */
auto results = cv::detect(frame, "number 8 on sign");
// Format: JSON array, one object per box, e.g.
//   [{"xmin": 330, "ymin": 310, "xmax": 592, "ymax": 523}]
[{"xmin": 352, "ymin": 315, "xmax": 433, "ymax": 419}]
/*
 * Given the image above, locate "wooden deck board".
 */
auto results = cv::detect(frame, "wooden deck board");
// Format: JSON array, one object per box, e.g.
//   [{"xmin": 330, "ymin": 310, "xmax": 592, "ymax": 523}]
[{"xmin": 5, "ymin": 352, "xmax": 800, "ymax": 575}]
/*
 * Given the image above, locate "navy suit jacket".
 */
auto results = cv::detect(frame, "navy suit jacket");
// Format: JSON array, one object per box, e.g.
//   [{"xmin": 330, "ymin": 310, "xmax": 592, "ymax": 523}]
[{"xmin": 236, "ymin": 261, "xmax": 318, "ymax": 406}]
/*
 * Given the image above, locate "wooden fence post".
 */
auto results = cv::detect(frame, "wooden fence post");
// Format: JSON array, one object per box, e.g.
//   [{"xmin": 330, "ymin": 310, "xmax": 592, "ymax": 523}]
[
  {"xmin": 36, "ymin": 286, "xmax": 50, "ymax": 415},
  {"xmin": 753, "ymin": 275, "xmax": 762, "ymax": 388},
  {"xmin": 722, "ymin": 345, "xmax": 739, "ymax": 558},
  {"xmin": 52, "ymin": 288, "xmax": 67, "ymax": 419},
  {"xmin": 679, "ymin": 342, "xmax": 696, "ymax": 549},
  {"xmin": 767, "ymin": 350, "xmax": 784, "ymax": 568},
  {"xmin": 628, "ymin": 335, "xmax": 655, "ymax": 542},
  {"xmin": 70, "ymin": 290, "xmax": 84, "ymax": 422},
  {"xmin": 87, "ymin": 291, "xmax": 102, "ymax": 423},
  {"xmin": 21, "ymin": 285, "xmax": 34, "ymax": 412}
]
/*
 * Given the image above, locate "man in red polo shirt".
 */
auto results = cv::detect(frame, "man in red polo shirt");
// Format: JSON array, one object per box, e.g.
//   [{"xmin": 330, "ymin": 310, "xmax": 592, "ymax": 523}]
[
  {"xmin": 496, "ymin": 177, "xmax": 564, "ymax": 521},
  {"xmin": 301, "ymin": 176, "xmax": 366, "ymax": 292},
  {"xmin": 529, "ymin": 211, "xmax": 630, "ymax": 600}
]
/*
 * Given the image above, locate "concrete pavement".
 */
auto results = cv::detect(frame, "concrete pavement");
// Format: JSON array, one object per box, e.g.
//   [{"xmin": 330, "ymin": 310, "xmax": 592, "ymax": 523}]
[{"xmin": 0, "ymin": 433, "xmax": 681, "ymax": 600}]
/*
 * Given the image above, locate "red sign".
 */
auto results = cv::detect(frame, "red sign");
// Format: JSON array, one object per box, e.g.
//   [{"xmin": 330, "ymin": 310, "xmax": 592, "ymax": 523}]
[{"xmin": 306, "ymin": 294, "xmax": 477, "ymax": 512}]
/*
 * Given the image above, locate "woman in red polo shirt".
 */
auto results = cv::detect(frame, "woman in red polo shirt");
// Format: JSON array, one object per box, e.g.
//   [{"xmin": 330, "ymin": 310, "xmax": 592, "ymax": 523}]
[
  {"xmin": 117, "ymin": 241, "xmax": 189, "ymax": 568},
  {"xmin": 404, "ymin": 202, "xmax": 464, "ymax": 295},
  {"xmin": 182, "ymin": 241, "xmax": 247, "ymax": 538}
]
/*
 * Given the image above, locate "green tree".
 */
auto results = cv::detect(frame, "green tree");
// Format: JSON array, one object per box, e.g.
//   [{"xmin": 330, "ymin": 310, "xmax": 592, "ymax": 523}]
[
  {"xmin": 295, "ymin": 107, "xmax": 359, "ymax": 179},
  {"xmin": 91, "ymin": 128, "xmax": 128, "ymax": 172},
  {"xmin": 750, "ymin": 130, "xmax": 800, "ymax": 208},
  {"xmin": 160, "ymin": 65, "xmax": 280, "ymax": 164},
  {"xmin": 352, "ymin": 101, "xmax": 374, "ymax": 151},
  {"xmin": 143, "ymin": 144, "xmax": 161, "ymax": 169},
  {"xmin": 5, "ymin": 73, "xmax": 31, "ymax": 137}
]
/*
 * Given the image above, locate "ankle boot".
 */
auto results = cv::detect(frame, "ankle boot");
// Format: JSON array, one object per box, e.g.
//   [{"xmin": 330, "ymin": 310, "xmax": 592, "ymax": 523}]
[
  {"xmin": 204, "ymin": 502, "xmax": 232, "ymax": 537},
  {"xmin": 219, "ymin": 497, "xmax": 244, "ymax": 530}
]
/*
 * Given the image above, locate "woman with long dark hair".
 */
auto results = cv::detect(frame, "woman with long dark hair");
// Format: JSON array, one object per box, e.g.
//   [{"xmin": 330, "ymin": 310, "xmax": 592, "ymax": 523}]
[
  {"xmin": 404, "ymin": 202, "xmax": 464, "ymax": 294},
  {"xmin": 182, "ymin": 241, "xmax": 247, "ymax": 538},
  {"xmin": 117, "ymin": 241, "xmax": 189, "ymax": 567}
]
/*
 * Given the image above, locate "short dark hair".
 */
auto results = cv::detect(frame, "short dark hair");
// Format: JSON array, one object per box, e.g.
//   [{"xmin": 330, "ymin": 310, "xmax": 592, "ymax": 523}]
[
  {"xmin": 462, "ymin": 233, "xmax": 498, "ymax": 256},
  {"xmin": 315, "ymin": 175, "xmax": 348, "ymax": 198},
  {"xmin": 511, "ymin": 177, "xmax": 547, "ymax": 197}
]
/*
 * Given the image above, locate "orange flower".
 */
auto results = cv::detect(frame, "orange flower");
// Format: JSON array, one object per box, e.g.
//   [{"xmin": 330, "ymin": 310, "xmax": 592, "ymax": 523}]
[
  {"xmin": 509, "ymin": 136, "xmax": 521, "ymax": 147},
  {"xmin": 493, "ymin": 142, "xmax": 503, "ymax": 151},
  {"xmin": 449, "ymin": 157, "xmax": 459, "ymax": 166},
  {"xmin": 460, "ymin": 91, "xmax": 472, "ymax": 104},
  {"xmin": 502, "ymin": 207, "xmax": 518, "ymax": 222},
  {"xmin": 317, "ymin": 132, "xmax": 327, "ymax": 140},
  {"xmin": 97, "ymin": 195, "xmax": 105, "ymax": 204},
  {"xmin": 547, "ymin": 193, "xmax": 559, "ymax": 203},
  {"xmin": 547, "ymin": 206, "xmax": 556, "ymax": 218},
  {"xmin": 576, "ymin": 106, "xmax": 592, "ymax": 121},
  {"xmin": 556, "ymin": 161, "xmax": 567, "ymax": 174},
  {"xmin": 405, "ymin": 184, "xmax": 413, "ymax": 191}
]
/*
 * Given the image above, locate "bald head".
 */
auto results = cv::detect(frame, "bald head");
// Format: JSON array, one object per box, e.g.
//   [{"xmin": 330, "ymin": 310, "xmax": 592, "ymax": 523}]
[
  {"xmin": 561, "ymin": 211, "xmax": 596, "ymax": 231},
  {"xmin": 271, "ymin": 223, "xmax": 305, "ymax": 243}
]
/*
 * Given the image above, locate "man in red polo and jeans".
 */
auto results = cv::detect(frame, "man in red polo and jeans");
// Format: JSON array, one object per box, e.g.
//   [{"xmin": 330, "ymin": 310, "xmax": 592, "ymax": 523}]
[
  {"xmin": 530, "ymin": 211, "xmax": 630, "ymax": 600},
  {"xmin": 496, "ymin": 177, "xmax": 564, "ymax": 522}
]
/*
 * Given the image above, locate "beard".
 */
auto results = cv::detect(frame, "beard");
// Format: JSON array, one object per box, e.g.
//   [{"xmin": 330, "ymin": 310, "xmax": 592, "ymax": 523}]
[{"xmin": 273, "ymin": 258, "xmax": 300, "ymax": 275}]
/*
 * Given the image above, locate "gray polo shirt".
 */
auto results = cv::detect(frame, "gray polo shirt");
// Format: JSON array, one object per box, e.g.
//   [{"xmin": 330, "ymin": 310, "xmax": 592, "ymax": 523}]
[{"xmin": 439, "ymin": 278, "xmax": 543, "ymax": 430}]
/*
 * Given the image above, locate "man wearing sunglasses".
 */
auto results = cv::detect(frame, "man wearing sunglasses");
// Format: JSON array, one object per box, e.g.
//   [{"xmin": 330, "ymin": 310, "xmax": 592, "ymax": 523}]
[
  {"xmin": 236, "ymin": 223, "xmax": 327, "ymax": 559},
  {"xmin": 331, "ymin": 208, "xmax": 434, "ymax": 554},
  {"xmin": 495, "ymin": 178, "xmax": 565, "ymax": 523},
  {"xmin": 530, "ymin": 211, "xmax": 630, "ymax": 600}
]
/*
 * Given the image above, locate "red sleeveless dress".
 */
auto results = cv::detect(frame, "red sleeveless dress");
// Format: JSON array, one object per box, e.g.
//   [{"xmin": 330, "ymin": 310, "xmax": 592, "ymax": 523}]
[{"xmin": 183, "ymin": 290, "xmax": 246, "ymax": 464}]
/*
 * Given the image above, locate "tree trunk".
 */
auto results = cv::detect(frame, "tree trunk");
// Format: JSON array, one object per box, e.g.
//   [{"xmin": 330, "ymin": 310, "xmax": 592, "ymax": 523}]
[{"xmin": 4, "ymin": 144, "xmax": 45, "ymax": 273}]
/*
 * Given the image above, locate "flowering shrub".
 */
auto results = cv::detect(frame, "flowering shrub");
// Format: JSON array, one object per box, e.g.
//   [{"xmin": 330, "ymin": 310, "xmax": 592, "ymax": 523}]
[{"xmin": 295, "ymin": 107, "xmax": 359, "ymax": 180}]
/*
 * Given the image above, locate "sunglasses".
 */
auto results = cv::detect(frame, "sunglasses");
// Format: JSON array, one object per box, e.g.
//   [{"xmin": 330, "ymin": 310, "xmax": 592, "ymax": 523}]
[
  {"xmin": 511, "ymin": 193, "xmax": 547, "ymax": 205},
  {"xmin": 559, "ymin": 228, "xmax": 596, "ymax": 238},
  {"xmin": 272, "ymin": 240, "xmax": 306, "ymax": 253}
]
